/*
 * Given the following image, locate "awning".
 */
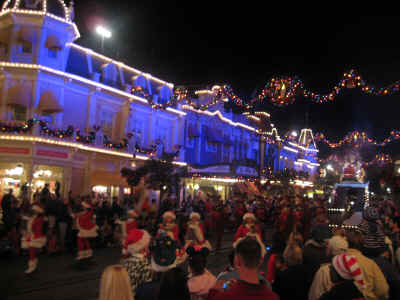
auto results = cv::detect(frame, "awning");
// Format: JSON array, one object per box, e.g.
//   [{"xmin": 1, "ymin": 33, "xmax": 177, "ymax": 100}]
[
  {"xmin": 45, "ymin": 34, "xmax": 62, "ymax": 50},
  {"xmin": 207, "ymin": 128, "xmax": 223, "ymax": 143},
  {"xmin": 90, "ymin": 170, "xmax": 129, "ymax": 187},
  {"xmin": 6, "ymin": 85, "xmax": 31, "ymax": 107},
  {"xmin": 188, "ymin": 123, "xmax": 199, "ymax": 138},
  {"xmin": 36, "ymin": 90, "xmax": 63, "ymax": 114}
]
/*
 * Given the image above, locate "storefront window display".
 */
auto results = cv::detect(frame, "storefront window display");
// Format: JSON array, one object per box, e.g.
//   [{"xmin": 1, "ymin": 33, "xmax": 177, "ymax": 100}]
[
  {"xmin": 31, "ymin": 165, "xmax": 63, "ymax": 195},
  {"xmin": 0, "ymin": 162, "xmax": 28, "ymax": 199}
]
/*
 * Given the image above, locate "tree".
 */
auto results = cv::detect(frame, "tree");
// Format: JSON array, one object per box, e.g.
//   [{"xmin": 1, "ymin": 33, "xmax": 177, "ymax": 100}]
[{"xmin": 121, "ymin": 156, "xmax": 188, "ymax": 199}]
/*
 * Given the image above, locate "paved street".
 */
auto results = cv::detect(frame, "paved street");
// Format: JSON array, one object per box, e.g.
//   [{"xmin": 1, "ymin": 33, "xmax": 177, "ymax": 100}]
[{"xmin": 1, "ymin": 232, "xmax": 238, "ymax": 300}]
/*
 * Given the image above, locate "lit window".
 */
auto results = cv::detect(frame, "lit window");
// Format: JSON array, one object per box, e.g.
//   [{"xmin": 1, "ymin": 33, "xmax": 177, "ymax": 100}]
[
  {"xmin": 11, "ymin": 106, "xmax": 26, "ymax": 121},
  {"xmin": 101, "ymin": 110, "xmax": 114, "ymax": 137}
]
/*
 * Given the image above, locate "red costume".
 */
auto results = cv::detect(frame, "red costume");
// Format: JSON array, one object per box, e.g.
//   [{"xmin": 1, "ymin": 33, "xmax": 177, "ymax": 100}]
[{"xmin": 74, "ymin": 202, "xmax": 98, "ymax": 260}]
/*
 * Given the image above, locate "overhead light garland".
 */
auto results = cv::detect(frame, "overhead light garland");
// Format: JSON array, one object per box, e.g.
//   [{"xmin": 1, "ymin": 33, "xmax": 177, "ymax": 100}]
[{"xmin": 315, "ymin": 130, "xmax": 400, "ymax": 148}]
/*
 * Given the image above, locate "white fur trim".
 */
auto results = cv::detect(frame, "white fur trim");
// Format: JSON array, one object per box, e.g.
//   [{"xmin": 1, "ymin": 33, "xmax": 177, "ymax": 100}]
[
  {"xmin": 21, "ymin": 236, "xmax": 47, "ymax": 249},
  {"xmin": 243, "ymin": 213, "xmax": 256, "ymax": 221},
  {"xmin": 82, "ymin": 202, "xmax": 92, "ymax": 209},
  {"xmin": 190, "ymin": 212, "xmax": 201, "ymax": 220},
  {"xmin": 163, "ymin": 211, "xmax": 176, "ymax": 220},
  {"xmin": 151, "ymin": 257, "xmax": 177, "ymax": 272},
  {"xmin": 77, "ymin": 226, "xmax": 98, "ymax": 238},
  {"xmin": 32, "ymin": 205, "xmax": 44, "ymax": 214},
  {"xmin": 126, "ymin": 230, "xmax": 151, "ymax": 254},
  {"xmin": 128, "ymin": 210, "xmax": 138, "ymax": 218}
]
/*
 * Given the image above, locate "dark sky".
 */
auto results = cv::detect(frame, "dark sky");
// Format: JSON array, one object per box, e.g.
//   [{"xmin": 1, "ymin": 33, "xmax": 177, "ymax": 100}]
[{"xmin": 72, "ymin": 1, "xmax": 400, "ymax": 142}]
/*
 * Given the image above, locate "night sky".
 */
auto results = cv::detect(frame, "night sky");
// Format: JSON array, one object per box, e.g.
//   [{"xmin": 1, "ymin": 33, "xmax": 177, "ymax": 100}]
[{"xmin": 72, "ymin": 1, "xmax": 400, "ymax": 143}]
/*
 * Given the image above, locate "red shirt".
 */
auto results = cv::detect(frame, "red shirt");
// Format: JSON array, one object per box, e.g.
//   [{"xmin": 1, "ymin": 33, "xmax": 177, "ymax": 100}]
[
  {"xmin": 77, "ymin": 210, "xmax": 96, "ymax": 230},
  {"xmin": 31, "ymin": 216, "xmax": 45, "ymax": 239},
  {"xmin": 207, "ymin": 280, "xmax": 279, "ymax": 300}
]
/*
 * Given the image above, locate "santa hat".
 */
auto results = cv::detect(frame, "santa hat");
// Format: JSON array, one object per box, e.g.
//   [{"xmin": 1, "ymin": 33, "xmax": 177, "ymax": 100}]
[
  {"xmin": 123, "ymin": 229, "xmax": 151, "ymax": 255},
  {"xmin": 82, "ymin": 201, "xmax": 93, "ymax": 209},
  {"xmin": 162, "ymin": 211, "xmax": 176, "ymax": 220},
  {"xmin": 32, "ymin": 204, "xmax": 44, "ymax": 214},
  {"xmin": 190, "ymin": 212, "xmax": 201, "ymax": 220},
  {"xmin": 243, "ymin": 213, "xmax": 256, "ymax": 221},
  {"xmin": 332, "ymin": 254, "xmax": 365, "ymax": 288},
  {"xmin": 328, "ymin": 236, "xmax": 349, "ymax": 256}
]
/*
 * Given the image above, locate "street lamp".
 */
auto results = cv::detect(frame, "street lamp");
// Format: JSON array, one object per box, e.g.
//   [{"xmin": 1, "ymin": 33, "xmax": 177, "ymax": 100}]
[{"xmin": 96, "ymin": 25, "xmax": 112, "ymax": 53}]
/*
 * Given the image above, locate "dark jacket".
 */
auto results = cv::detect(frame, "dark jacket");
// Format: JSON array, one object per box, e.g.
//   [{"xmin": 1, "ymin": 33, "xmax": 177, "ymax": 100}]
[
  {"xmin": 273, "ymin": 264, "xmax": 313, "ymax": 300},
  {"xmin": 136, "ymin": 280, "xmax": 160, "ymax": 300},
  {"xmin": 303, "ymin": 239, "xmax": 330, "ymax": 276},
  {"xmin": 373, "ymin": 256, "xmax": 400, "ymax": 300},
  {"xmin": 319, "ymin": 280, "xmax": 364, "ymax": 300}
]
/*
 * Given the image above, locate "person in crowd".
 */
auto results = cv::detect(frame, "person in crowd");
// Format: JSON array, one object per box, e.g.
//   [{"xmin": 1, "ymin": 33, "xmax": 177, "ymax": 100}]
[
  {"xmin": 234, "ymin": 213, "xmax": 266, "ymax": 258},
  {"xmin": 346, "ymin": 230, "xmax": 389, "ymax": 300},
  {"xmin": 309, "ymin": 235, "xmax": 350, "ymax": 300},
  {"xmin": 136, "ymin": 233, "xmax": 181, "ymax": 300},
  {"xmin": 158, "ymin": 210, "xmax": 179, "ymax": 242},
  {"xmin": 372, "ymin": 245, "xmax": 400, "ymax": 300},
  {"xmin": 217, "ymin": 250, "xmax": 271, "ymax": 289},
  {"xmin": 158, "ymin": 267, "xmax": 191, "ymax": 300},
  {"xmin": 122, "ymin": 228, "xmax": 153, "ymax": 298},
  {"xmin": 185, "ymin": 212, "xmax": 212, "ymax": 251},
  {"xmin": 21, "ymin": 204, "xmax": 47, "ymax": 274},
  {"xmin": 273, "ymin": 231, "xmax": 311, "ymax": 300},
  {"xmin": 116, "ymin": 209, "xmax": 139, "ymax": 245},
  {"xmin": 56, "ymin": 197, "xmax": 72, "ymax": 253},
  {"xmin": 207, "ymin": 237, "xmax": 279, "ymax": 300},
  {"xmin": 99, "ymin": 264, "xmax": 134, "ymax": 300},
  {"xmin": 187, "ymin": 246, "xmax": 216, "ymax": 300},
  {"xmin": 359, "ymin": 207, "xmax": 386, "ymax": 258},
  {"xmin": 212, "ymin": 202, "xmax": 225, "ymax": 252},
  {"xmin": 303, "ymin": 224, "xmax": 332, "ymax": 276},
  {"xmin": 72, "ymin": 200, "xmax": 98, "ymax": 260},
  {"xmin": 1, "ymin": 189, "xmax": 17, "ymax": 232},
  {"xmin": 318, "ymin": 254, "xmax": 366, "ymax": 300}
]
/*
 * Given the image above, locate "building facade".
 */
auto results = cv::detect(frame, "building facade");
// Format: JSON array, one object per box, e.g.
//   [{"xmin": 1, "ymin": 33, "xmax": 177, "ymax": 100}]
[{"xmin": 0, "ymin": 0, "xmax": 318, "ymax": 201}]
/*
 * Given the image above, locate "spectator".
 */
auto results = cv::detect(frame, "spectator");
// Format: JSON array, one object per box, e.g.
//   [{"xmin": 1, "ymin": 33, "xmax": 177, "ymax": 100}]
[
  {"xmin": 346, "ymin": 230, "xmax": 389, "ymax": 300},
  {"xmin": 217, "ymin": 251, "xmax": 271, "ymax": 289},
  {"xmin": 122, "ymin": 228, "xmax": 153, "ymax": 298},
  {"xmin": 136, "ymin": 233, "xmax": 180, "ymax": 300},
  {"xmin": 187, "ymin": 246, "xmax": 216, "ymax": 300},
  {"xmin": 303, "ymin": 224, "xmax": 332, "ymax": 276},
  {"xmin": 359, "ymin": 207, "xmax": 386, "ymax": 258},
  {"xmin": 309, "ymin": 235, "xmax": 350, "ymax": 300},
  {"xmin": 158, "ymin": 267, "xmax": 191, "ymax": 300},
  {"xmin": 99, "ymin": 265, "xmax": 133, "ymax": 300},
  {"xmin": 207, "ymin": 237, "xmax": 279, "ymax": 300},
  {"xmin": 318, "ymin": 254, "xmax": 366, "ymax": 300},
  {"xmin": 373, "ymin": 245, "xmax": 400, "ymax": 300},
  {"xmin": 274, "ymin": 232, "xmax": 310, "ymax": 300}
]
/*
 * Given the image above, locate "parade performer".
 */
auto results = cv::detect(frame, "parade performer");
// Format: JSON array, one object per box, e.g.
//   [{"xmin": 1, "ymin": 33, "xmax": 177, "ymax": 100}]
[
  {"xmin": 233, "ymin": 213, "xmax": 266, "ymax": 257},
  {"xmin": 73, "ymin": 201, "xmax": 98, "ymax": 260},
  {"xmin": 184, "ymin": 212, "xmax": 212, "ymax": 251},
  {"xmin": 157, "ymin": 210, "xmax": 179, "ymax": 241},
  {"xmin": 116, "ymin": 209, "xmax": 139, "ymax": 245},
  {"xmin": 21, "ymin": 204, "xmax": 47, "ymax": 274}
]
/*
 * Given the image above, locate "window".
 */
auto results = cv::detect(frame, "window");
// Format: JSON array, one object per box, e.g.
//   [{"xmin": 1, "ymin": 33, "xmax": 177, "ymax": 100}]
[
  {"xmin": 21, "ymin": 41, "xmax": 32, "ymax": 54},
  {"xmin": 10, "ymin": 106, "xmax": 26, "ymax": 121},
  {"xmin": 157, "ymin": 125, "xmax": 169, "ymax": 151},
  {"xmin": 0, "ymin": 42, "xmax": 7, "ymax": 56},
  {"xmin": 100, "ymin": 110, "xmax": 114, "ymax": 137},
  {"xmin": 40, "ymin": 113, "xmax": 53, "ymax": 124},
  {"xmin": 206, "ymin": 140, "xmax": 217, "ymax": 152},
  {"xmin": 132, "ymin": 119, "xmax": 144, "ymax": 146},
  {"xmin": 48, "ymin": 48, "xmax": 57, "ymax": 58}
]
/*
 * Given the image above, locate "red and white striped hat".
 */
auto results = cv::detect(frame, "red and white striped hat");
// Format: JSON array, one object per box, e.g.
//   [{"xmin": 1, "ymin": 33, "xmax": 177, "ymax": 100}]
[
  {"xmin": 162, "ymin": 211, "xmax": 176, "ymax": 220},
  {"xmin": 332, "ymin": 254, "xmax": 365, "ymax": 287},
  {"xmin": 123, "ymin": 228, "xmax": 151, "ymax": 255}
]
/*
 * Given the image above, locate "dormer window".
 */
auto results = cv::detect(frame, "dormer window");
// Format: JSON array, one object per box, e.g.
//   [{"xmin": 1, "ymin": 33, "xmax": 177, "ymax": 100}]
[
  {"xmin": 18, "ymin": 27, "xmax": 35, "ymax": 54},
  {"xmin": 101, "ymin": 63, "xmax": 118, "ymax": 86},
  {"xmin": 45, "ymin": 35, "xmax": 62, "ymax": 59}
]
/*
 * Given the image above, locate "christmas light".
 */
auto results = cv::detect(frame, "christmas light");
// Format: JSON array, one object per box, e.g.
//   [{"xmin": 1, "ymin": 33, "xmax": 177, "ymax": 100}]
[{"xmin": 283, "ymin": 146, "xmax": 299, "ymax": 153}]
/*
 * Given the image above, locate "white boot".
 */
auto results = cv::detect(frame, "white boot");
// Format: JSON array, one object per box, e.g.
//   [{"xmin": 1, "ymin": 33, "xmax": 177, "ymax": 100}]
[
  {"xmin": 86, "ymin": 249, "xmax": 93, "ymax": 259},
  {"xmin": 76, "ymin": 250, "xmax": 85, "ymax": 260},
  {"xmin": 25, "ymin": 259, "xmax": 38, "ymax": 274}
]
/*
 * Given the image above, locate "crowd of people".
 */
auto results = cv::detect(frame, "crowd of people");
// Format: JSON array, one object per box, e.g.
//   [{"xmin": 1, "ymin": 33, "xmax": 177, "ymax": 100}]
[{"xmin": 1, "ymin": 177, "xmax": 400, "ymax": 300}]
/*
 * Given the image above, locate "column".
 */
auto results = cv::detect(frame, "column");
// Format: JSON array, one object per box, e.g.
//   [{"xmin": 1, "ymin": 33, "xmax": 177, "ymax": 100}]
[
  {"xmin": 0, "ymin": 71, "xmax": 8, "ymax": 120},
  {"xmin": 63, "ymin": 165, "xmax": 72, "ymax": 199},
  {"xmin": 85, "ymin": 90, "xmax": 97, "ymax": 133}
]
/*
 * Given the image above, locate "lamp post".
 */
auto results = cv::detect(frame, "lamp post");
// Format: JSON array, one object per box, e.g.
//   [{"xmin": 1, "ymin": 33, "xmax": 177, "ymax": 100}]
[{"xmin": 96, "ymin": 25, "xmax": 112, "ymax": 53}]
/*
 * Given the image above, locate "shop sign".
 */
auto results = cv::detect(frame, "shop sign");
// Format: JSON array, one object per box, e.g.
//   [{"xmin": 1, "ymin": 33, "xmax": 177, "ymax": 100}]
[
  {"xmin": 188, "ymin": 165, "xmax": 230, "ymax": 174},
  {"xmin": 36, "ymin": 149, "xmax": 69, "ymax": 159},
  {"xmin": 0, "ymin": 146, "xmax": 30, "ymax": 155},
  {"xmin": 236, "ymin": 166, "xmax": 258, "ymax": 176}
]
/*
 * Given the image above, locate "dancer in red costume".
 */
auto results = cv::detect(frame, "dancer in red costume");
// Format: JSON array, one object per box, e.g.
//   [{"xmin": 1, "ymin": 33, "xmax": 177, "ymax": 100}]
[
  {"xmin": 184, "ymin": 212, "xmax": 212, "ymax": 251},
  {"xmin": 73, "ymin": 201, "xmax": 98, "ymax": 260},
  {"xmin": 21, "ymin": 204, "xmax": 47, "ymax": 274},
  {"xmin": 233, "ymin": 213, "xmax": 266, "ymax": 257},
  {"xmin": 116, "ymin": 209, "xmax": 139, "ymax": 245},
  {"xmin": 157, "ymin": 211, "xmax": 179, "ymax": 241}
]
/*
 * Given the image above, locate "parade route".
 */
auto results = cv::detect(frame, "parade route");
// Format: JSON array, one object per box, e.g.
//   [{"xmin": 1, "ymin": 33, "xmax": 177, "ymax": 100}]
[{"xmin": 1, "ymin": 233, "xmax": 236, "ymax": 300}]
